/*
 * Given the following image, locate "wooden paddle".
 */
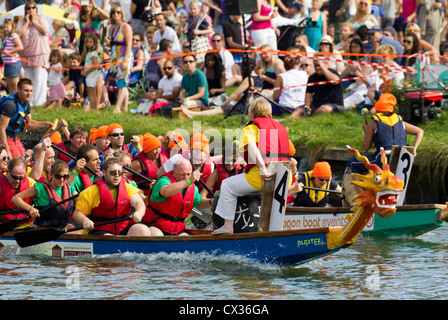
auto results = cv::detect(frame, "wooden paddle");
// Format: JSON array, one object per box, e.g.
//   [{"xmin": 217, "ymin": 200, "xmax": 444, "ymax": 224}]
[
  {"xmin": 14, "ymin": 216, "xmax": 132, "ymax": 248},
  {"xmin": 0, "ymin": 193, "xmax": 80, "ymax": 235}
]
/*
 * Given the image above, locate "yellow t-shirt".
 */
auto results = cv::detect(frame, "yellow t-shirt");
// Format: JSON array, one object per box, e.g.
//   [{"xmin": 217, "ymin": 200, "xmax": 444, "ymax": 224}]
[
  {"xmin": 75, "ymin": 182, "xmax": 141, "ymax": 216},
  {"xmin": 239, "ymin": 123, "xmax": 292, "ymax": 190}
]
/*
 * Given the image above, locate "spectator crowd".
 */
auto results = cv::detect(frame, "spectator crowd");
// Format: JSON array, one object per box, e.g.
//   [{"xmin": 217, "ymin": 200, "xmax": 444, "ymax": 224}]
[{"xmin": 0, "ymin": 0, "xmax": 445, "ymax": 116}]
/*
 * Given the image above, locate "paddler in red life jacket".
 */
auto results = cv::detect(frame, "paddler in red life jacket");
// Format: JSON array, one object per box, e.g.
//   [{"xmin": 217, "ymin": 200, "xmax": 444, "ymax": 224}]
[
  {"xmin": 0, "ymin": 157, "xmax": 36, "ymax": 229},
  {"xmin": 56, "ymin": 126, "xmax": 87, "ymax": 163},
  {"xmin": 156, "ymin": 132, "xmax": 214, "ymax": 192},
  {"xmin": 69, "ymin": 144, "xmax": 102, "ymax": 194},
  {"xmin": 127, "ymin": 133, "xmax": 167, "ymax": 195},
  {"xmin": 291, "ymin": 161, "xmax": 342, "ymax": 207},
  {"xmin": 200, "ymin": 143, "xmax": 245, "ymax": 198},
  {"xmin": 12, "ymin": 160, "xmax": 77, "ymax": 229},
  {"xmin": 73, "ymin": 157, "xmax": 151, "ymax": 236},
  {"xmin": 102, "ymin": 123, "xmax": 139, "ymax": 160},
  {"xmin": 92, "ymin": 125, "xmax": 110, "ymax": 157},
  {"xmin": 212, "ymin": 97, "xmax": 291, "ymax": 235},
  {"xmin": 144, "ymin": 157, "xmax": 214, "ymax": 236}
]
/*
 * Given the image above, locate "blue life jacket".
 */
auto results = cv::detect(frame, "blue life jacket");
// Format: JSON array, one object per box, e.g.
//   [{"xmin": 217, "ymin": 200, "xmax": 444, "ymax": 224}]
[
  {"xmin": 372, "ymin": 113, "xmax": 407, "ymax": 152},
  {"xmin": 0, "ymin": 94, "xmax": 27, "ymax": 133}
]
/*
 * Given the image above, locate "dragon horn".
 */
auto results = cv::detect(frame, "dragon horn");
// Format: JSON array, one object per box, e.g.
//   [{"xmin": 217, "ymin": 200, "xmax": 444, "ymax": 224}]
[
  {"xmin": 380, "ymin": 148, "xmax": 390, "ymax": 171},
  {"xmin": 347, "ymin": 146, "xmax": 381, "ymax": 173}
]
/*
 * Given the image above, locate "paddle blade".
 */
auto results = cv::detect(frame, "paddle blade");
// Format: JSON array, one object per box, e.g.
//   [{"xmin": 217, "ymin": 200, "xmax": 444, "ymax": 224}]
[
  {"xmin": 0, "ymin": 217, "xmax": 30, "ymax": 235},
  {"xmin": 14, "ymin": 228, "xmax": 66, "ymax": 248}
]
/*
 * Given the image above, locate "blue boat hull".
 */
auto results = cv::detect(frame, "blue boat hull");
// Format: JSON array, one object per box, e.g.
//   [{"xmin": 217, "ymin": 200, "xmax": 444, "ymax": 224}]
[{"xmin": 0, "ymin": 228, "xmax": 340, "ymax": 265}]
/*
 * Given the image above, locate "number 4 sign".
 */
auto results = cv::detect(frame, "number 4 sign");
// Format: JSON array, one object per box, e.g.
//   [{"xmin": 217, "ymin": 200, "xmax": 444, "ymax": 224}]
[
  {"xmin": 395, "ymin": 148, "xmax": 414, "ymax": 205},
  {"xmin": 269, "ymin": 164, "xmax": 290, "ymax": 231}
]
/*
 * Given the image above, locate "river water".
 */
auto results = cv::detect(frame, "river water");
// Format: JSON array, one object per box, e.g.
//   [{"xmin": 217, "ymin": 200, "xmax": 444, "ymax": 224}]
[{"xmin": 0, "ymin": 224, "xmax": 447, "ymax": 302}]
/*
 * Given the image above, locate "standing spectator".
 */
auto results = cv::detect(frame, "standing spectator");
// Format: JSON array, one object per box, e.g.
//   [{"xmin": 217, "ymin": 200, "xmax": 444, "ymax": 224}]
[
  {"xmin": 304, "ymin": 0, "xmax": 327, "ymax": 51},
  {"xmin": 105, "ymin": 4, "xmax": 133, "ymax": 114},
  {"xmin": 1, "ymin": 19, "xmax": 23, "ymax": 94},
  {"xmin": 291, "ymin": 59, "xmax": 344, "ymax": 117},
  {"xmin": 0, "ymin": 78, "xmax": 53, "ymax": 158},
  {"xmin": 152, "ymin": 13, "xmax": 182, "ymax": 56},
  {"xmin": 16, "ymin": 1, "xmax": 51, "ymax": 106},
  {"xmin": 223, "ymin": 15, "xmax": 246, "ymax": 67},
  {"xmin": 184, "ymin": 1, "xmax": 213, "ymax": 49},
  {"xmin": 130, "ymin": 0, "xmax": 151, "ymax": 37},
  {"xmin": 251, "ymin": 0, "xmax": 278, "ymax": 50},
  {"xmin": 416, "ymin": 0, "xmax": 443, "ymax": 49},
  {"xmin": 42, "ymin": 49, "xmax": 66, "ymax": 110},
  {"xmin": 81, "ymin": 33, "xmax": 100, "ymax": 110},
  {"xmin": 349, "ymin": 0, "xmax": 378, "ymax": 31},
  {"xmin": 78, "ymin": 0, "xmax": 109, "ymax": 55}
]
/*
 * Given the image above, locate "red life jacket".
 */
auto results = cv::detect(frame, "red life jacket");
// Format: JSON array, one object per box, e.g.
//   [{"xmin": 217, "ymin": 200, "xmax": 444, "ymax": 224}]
[
  {"xmin": 79, "ymin": 171, "xmax": 96, "ymax": 191},
  {"xmin": 243, "ymin": 117, "xmax": 290, "ymax": 172},
  {"xmin": 181, "ymin": 150, "xmax": 212, "ymax": 190},
  {"xmin": 34, "ymin": 181, "xmax": 75, "ymax": 228},
  {"xmin": 0, "ymin": 174, "xmax": 32, "ymax": 223},
  {"xmin": 132, "ymin": 151, "xmax": 166, "ymax": 195},
  {"xmin": 144, "ymin": 171, "xmax": 196, "ymax": 235},
  {"xmin": 212, "ymin": 162, "xmax": 244, "ymax": 193},
  {"xmin": 89, "ymin": 177, "xmax": 132, "ymax": 235},
  {"xmin": 57, "ymin": 141, "xmax": 74, "ymax": 163}
]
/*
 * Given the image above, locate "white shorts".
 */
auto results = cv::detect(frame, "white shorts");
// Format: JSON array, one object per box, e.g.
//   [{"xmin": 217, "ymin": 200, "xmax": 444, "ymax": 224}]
[{"xmin": 86, "ymin": 73, "xmax": 99, "ymax": 88}]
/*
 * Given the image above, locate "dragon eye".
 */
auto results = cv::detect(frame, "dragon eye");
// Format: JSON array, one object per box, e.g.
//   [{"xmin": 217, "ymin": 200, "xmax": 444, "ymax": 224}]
[{"xmin": 375, "ymin": 175, "xmax": 381, "ymax": 183}]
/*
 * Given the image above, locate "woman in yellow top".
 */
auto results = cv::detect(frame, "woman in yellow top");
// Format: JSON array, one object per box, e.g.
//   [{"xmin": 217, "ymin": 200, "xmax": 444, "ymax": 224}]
[{"xmin": 212, "ymin": 97, "xmax": 291, "ymax": 234}]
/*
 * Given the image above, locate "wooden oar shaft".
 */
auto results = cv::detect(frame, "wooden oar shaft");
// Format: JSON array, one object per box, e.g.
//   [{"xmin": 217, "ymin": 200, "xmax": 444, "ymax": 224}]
[{"xmin": 0, "ymin": 193, "xmax": 79, "ymax": 216}]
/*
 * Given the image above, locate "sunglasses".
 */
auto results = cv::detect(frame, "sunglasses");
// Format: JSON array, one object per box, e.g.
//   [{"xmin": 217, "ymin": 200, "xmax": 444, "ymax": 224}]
[
  {"xmin": 183, "ymin": 60, "xmax": 195, "ymax": 64},
  {"xmin": 1, "ymin": 156, "xmax": 9, "ymax": 162},
  {"xmin": 108, "ymin": 170, "xmax": 124, "ymax": 177},
  {"xmin": 163, "ymin": 66, "xmax": 173, "ymax": 71},
  {"xmin": 54, "ymin": 173, "xmax": 70, "ymax": 180},
  {"xmin": 403, "ymin": 40, "xmax": 413, "ymax": 44},
  {"xmin": 109, "ymin": 132, "xmax": 124, "ymax": 137},
  {"xmin": 112, "ymin": 10, "xmax": 122, "ymax": 14},
  {"xmin": 10, "ymin": 173, "xmax": 25, "ymax": 181},
  {"xmin": 318, "ymin": 178, "xmax": 330, "ymax": 182},
  {"xmin": 26, "ymin": 6, "xmax": 36, "ymax": 9},
  {"xmin": 132, "ymin": 38, "xmax": 141, "ymax": 42}
]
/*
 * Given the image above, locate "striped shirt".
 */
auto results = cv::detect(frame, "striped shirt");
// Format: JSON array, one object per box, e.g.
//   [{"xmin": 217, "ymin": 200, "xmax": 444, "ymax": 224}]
[{"xmin": 1, "ymin": 33, "xmax": 20, "ymax": 65}]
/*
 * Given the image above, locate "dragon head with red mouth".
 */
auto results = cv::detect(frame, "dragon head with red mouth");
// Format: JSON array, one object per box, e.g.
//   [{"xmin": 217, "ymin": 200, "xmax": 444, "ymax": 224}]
[{"xmin": 349, "ymin": 147, "xmax": 404, "ymax": 217}]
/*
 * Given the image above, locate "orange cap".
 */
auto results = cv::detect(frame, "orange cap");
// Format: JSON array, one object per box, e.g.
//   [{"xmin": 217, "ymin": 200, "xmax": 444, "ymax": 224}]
[
  {"xmin": 168, "ymin": 134, "xmax": 188, "ymax": 151},
  {"xmin": 313, "ymin": 161, "xmax": 332, "ymax": 178},
  {"xmin": 289, "ymin": 140, "xmax": 296, "ymax": 156},
  {"xmin": 142, "ymin": 133, "xmax": 161, "ymax": 153},
  {"xmin": 374, "ymin": 93, "xmax": 396, "ymax": 113},
  {"xmin": 106, "ymin": 123, "xmax": 124, "ymax": 137},
  {"xmin": 96, "ymin": 125, "xmax": 109, "ymax": 139},
  {"xmin": 89, "ymin": 128, "xmax": 97, "ymax": 143},
  {"xmin": 190, "ymin": 133, "xmax": 210, "ymax": 154}
]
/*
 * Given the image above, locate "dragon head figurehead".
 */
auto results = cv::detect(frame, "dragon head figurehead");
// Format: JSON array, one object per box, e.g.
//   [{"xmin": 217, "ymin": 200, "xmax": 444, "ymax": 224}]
[
  {"xmin": 327, "ymin": 146, "xmax": 404, "ymax": 250},
  {"xmin": 349, "ymin": 146, "xmax": 404, "ymax": 218}
]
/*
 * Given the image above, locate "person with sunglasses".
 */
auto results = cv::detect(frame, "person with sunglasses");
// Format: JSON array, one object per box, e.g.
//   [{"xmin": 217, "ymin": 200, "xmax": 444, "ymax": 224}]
[
  {"xmin": 16, "ymin": 1, "xmax": 51, "ymax": 107},
  {"xmin": 102, "ymin": 123, "xmax": 138, "ymax": 161},
  {"xmin": 0, "ymin": 157, "xmax": 36, "ymax": 229},
  {"xmin": 12, "ymin": 160, "xmax": 78, "ymax": 230},
  {"xmin": 0, "ymin": 144, "xmax": 9, "ymax": 172},
  {"xmin": 138, "ymin": 59, "xmax": 182, "ymax": 116},
  {"xmin": 73, "ymin": 157, "xmax": 151, "ymax": 236},
  {"xmin": 179, "ymin": 55, "xmax": 209, "ymax": 108},
  {"xmin": 292, "ymin": 161, "xmax": 342, "ymax": 207}
]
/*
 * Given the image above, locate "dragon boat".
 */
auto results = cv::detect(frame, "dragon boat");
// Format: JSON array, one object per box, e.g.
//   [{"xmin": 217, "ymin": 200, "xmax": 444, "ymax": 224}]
[{"xmin": 0, "ymin": 148, "xmax": 404, "ymax": 265}]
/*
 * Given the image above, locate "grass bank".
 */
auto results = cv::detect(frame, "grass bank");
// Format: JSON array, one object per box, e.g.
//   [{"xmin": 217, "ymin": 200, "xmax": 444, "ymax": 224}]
[{"xmin": 28, "ymin": 105, "xmax": 447, "ymax": 180}]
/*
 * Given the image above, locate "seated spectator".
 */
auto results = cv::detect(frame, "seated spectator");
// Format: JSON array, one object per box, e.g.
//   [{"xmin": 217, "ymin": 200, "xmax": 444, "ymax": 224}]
[
  {"xmin": 318, "ymin": 35, "xmax": 344, "ymax": 74},
  {"xmin": 405, "ymin": 22, "xmax": 439, "ymax": 64},
  {"xmin": 272, "ymin": 46, "xmax": 308, "ymax": 115},
  {"xmin": 211, "ymin": 33, "xmax": 242, "ymax": 87},
  {"xmin": 179, "ymin": 54, "xmax": 209, "ymax": 109},
  {"xmin": 145, "ymin": 39, "xmax": 173, "ymax": 89},
  {"xmin": 255, "ymin": 44, "xmax": 286, "ymax": 96},
  {"xmin": 294, "ymin": 34, "xmax": 316, "ymax": 57},
  {"xmin": 203, "ymin": 52, "xmax": 226, "ymax": 106},
  {"xmin": 291, "ymin": 59, "xmax": 344, "ymax": 117},
  {"xmin": 366, "ymin": 25, "xmax": 404, "ymax": 62}
]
